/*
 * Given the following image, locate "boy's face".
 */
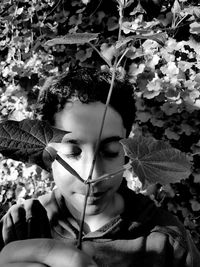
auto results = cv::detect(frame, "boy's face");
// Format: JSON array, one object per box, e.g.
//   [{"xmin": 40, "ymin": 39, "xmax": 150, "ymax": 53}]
[{"xmin": 52, "ymin": 100, "xmax": 126, "ymax": 216}]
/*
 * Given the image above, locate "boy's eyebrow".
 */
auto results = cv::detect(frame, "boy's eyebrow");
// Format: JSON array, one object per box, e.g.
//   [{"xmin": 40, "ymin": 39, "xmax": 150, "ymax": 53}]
[
  {"xmin": 100, "ymin": 136, "xmax": 123, "ymax": 146},
  {"xmin": 62, "ymin": 138, "xmax": 80, "ymax": 145},
  {"xmin": 62, "ymin": 136, "xmax": 122, "ymax": 145}
]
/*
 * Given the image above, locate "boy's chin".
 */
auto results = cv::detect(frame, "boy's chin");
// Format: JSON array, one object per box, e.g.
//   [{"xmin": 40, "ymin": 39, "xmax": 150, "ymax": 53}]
[{"xmin": 84, "ymin": 204, "xmax": 105, "ymax": 216}]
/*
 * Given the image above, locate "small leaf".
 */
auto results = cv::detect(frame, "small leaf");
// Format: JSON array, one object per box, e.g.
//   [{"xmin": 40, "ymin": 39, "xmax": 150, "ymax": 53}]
[
  {"xmin": 190, "ymin": 22, "xmax": 200, "ymax": 35},
  {"xmin": 45, "ymin": 33, "xmax": 99, "ymax": 46},
  {"xmin": 190, "ymin": 199, "xmax": 200, "ymax": 212},
  {"xmin": 118, "ymin": 32, "xmax": 167, "ymax": 47},
  {"xmin": 142, "ymin": 32, "xmax": 167, "ymax": 46},
  {"xmin": 16, "ymin": 7, "xmax": 24, "ymax": 15},
  {"xmin": 184, "ymin": 6, "xmax": 200, "ymax": 18},
  {"xmin": 100, "ymin": 44, "xmax": 116, "ymax": 62},
  {"xmin": 194, "ymin": 173, "xmax": 200, "ymax": 183},
  {"xmin": 120, "ymin": 135, "xmax": 192, "ymax": 186},
  {"xmin": 164, "ymin": 128, "xmax": 180, "ymax": 140},
  {"xmin": 171, "ymin": 0, "xmax": 181, "ymax": 14},
  {"xmin": 136, "ymin": 111, "xmax": 151, "ymax": 122},
  {"xmin": 107, "ymin": 16, "xmax": 119, "ymax": 31},
  {"xmin": 0, "ymin": 119, "xmax": 69, "ymax": 170}
]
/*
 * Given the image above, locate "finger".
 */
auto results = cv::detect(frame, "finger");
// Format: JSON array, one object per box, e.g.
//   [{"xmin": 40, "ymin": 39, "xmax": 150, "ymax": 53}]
[
  {"xmin": 2, "ymin": 204, "xmax": 27, "ymax": 244},
  {"xmin": 2, "ymin": 200, "xmax": 51, "ymax": 244},
  {"xmin": 0, "ymin": 239, "xmax": 97, "ymax": 267},
  {"xmin": 23, "ymin": 199, "xmax": 51, "ymax": 238}
]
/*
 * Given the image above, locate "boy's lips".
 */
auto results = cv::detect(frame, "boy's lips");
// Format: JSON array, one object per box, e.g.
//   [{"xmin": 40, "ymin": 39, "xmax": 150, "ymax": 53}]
[
  {"xmin": 89, "ymin": 191, "xmax": 105, "ymax": 197},
  {"xmin": 86, "ymin": 192, "xmax": 106, "ymax": 203},
  {"xmin": 76, "ymin": 185, "xmax": 109, "ymax": 196},
  {"xmin": 77, "ymin": 190, "xmax": 107, "ymax": 202}
]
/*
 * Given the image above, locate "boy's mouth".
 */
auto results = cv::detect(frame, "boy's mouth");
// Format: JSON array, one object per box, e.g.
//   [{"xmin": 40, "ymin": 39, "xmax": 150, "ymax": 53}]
[
  {"xmin": 76, "ymin": 186, "xmax": 110, "ymax": 199},
  {"xmin": 81, "ymin": 190, "xmax": 107, "ymax": 202},
  {"xmin": 89, "ymin": 191, "xmax": 105, "ymax": 197}
]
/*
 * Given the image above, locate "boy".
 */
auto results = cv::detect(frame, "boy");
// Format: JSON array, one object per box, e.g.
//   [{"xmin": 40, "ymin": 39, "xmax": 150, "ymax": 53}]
[{"xmin": 0, "ymin": 67, "xmax": 200, "ymax": 266}]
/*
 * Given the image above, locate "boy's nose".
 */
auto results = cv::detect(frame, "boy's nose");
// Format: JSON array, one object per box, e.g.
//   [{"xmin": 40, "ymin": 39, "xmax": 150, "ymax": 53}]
[{"xmin": 81, "ymin": 161, "xmax": 104, "ymax": 182}]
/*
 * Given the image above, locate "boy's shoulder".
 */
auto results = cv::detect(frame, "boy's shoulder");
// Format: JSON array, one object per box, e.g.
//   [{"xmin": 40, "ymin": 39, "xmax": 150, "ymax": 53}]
[{"xmin": 120, "ymin": 184, "xmax": 189, "ymax": 248}]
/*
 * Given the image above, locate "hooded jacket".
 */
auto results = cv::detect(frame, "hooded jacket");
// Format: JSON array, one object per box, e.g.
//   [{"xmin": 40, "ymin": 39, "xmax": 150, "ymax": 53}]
[{"xmin": 1, "ymin": 182, "xmax": 200, "ymax": 267}]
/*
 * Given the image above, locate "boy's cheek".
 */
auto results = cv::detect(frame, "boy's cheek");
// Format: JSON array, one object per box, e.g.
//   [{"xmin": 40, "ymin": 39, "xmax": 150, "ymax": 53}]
[{"xmin": 51, "ymin": 162, "xmax": 74, "ymax": 182}]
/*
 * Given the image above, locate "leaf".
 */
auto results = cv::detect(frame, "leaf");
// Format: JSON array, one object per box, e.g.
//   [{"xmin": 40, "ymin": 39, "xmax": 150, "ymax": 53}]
[
  {"xmin": 171, "ymin": 0, "xmax": 181, "ymax": 14},
  {"xmin": 120, "ymin": 135, "xmax": 192, "ymax": 186},
  {"xmin": 16, "ymin": 7, "xmax": 24, "ymax": 15},
  {"xmin": 100, "ymin": 43, "xmax": 116, "ymax": 62},
  {"xmin": 142, "ymin": 32, "xmax": 167, "ymax": 46},
  {"xmin": 184, "ymin": 6, "xmax": 200, "ymax": 18},
  {"xmin": 190, "ymin": 22, "xmax": 200, "ymax": 35},
  {"xmin": 0, "ymin": 119, "xmax": 69, "ymax": 171},
  {"xmin": 190, "ymin": 199, "xmax": 200, "ymax": 212},
  {"xmin": 117, "ymin": 32, "xmax": 167, "ymax": 47},
  {"xmin": 136, "ymin": 111, "xmax": 151, "ymax": 122},
  {"xmin": 45, "ymin": 33, "xmax": 99, "ymax": 46}
]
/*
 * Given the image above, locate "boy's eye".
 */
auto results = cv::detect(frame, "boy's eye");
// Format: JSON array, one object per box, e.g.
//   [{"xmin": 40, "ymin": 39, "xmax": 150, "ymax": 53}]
[
  {"xmin": 101, "ymin": 142, "xmax": 121, "ymax": 159},
  {"xmin": 66, "ymin": 147, "xmax": 82, "ymax": 159},
  {"xmin": 100, "ymin": 142, "xmax": 121, "ymax": 158},
  {"xmin": 59, "ymin": 145, "xmax": 82, "ymax": 159},
  {"xmin": 102, "ymin": 150, "xmax": 119, "ymax": 158}
]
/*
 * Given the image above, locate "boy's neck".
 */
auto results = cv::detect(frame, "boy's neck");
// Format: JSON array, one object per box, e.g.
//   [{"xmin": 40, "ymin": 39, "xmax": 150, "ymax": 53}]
[
  {"xmin": 84, "ymin": 193, "xmax": 124, "ymax": 232},
  {"xmin": 67, "ymin": 193, "xmax": 124, "ymax": 233}
]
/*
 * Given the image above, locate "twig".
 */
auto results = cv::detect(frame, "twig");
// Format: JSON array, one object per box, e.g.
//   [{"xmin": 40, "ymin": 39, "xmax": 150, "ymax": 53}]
[
  {"xmin": 85, "ymin": 163, "xmax": 131, "ymax": 184},
  {"xmin": 116, "ymin": 47, "xmax": 129, "ymax": 68},
  {"xmin": 76, "ymin": 2, "xmax": 124, "ymax": 249},
  {"xmin": 76, "ymin": 64, "xmax": 118, "ymax": 249},
  {"xmin": 56, "ymin": 154, "xmax": 85, "ymax": 184}
]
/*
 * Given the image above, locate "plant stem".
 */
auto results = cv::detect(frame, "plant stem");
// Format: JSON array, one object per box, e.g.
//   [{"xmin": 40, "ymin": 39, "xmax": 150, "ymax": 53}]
[
  {"xmin": 116, "ymin": 47, "xmax": 129, "ymax": 68},
  {"xmin": 56, "ymin": 154, "xmax": 85, "ymax": 184},
  {"xmin": 76, "ymin": 1, "xmax": 124, "ymax": 249},
  {"xmin": 76, "ymin": 61, "xmax": 118, "ymax": 249},
  {"xmin": 85, "ymin": 163, "xmax": 132, "ymax": 184}
]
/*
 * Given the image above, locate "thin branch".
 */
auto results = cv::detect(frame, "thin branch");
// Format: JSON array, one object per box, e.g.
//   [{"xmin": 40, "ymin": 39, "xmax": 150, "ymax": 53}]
[
  {"xmin": 76, "ymin": 2, "xmax": 124, "ymax": 250},
  {"xmin": 44, "ymin": 0, "xmax": 62, "ymax": 20},
  {"xmin": 76, "ymin": 184, "xmax": 90, "ymax": 248},
  {"xmin": 85, "ymin": 163, "xmax": 132, "ymax": 184},
  {"xmin": 88, "ymin": 42, "xmax": 112, "ymax": 67},
  {"xmin": 116, "ymin": 47, "xmax": 129, "ymax": 68},
  {"xmin": 89, "ymin": 0, "xmax": 103, "ymax": 17},
  {"xmin": 56, "ymin": 154, "xmax": 85, "ymax": 184},
  {"xmin": 76, "ymin": 62, "xmax": 118, "ymax": 249}
]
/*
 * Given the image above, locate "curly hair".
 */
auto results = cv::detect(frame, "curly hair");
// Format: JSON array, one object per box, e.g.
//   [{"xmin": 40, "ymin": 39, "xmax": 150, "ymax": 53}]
[{"xmin": 35, "ymin": 67, "xmax": 135, "ymax": 135}]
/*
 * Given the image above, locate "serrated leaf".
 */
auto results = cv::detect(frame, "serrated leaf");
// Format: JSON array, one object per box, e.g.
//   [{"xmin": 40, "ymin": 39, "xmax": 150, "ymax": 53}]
[
  {"xmin": 45, "ymin": 33, "xmax": 99, "ymax": 46},
  {"xmin": 0, "ymin": 119, "xmax": 69, "ymax": 170},
  {"xmin": 120, "ymin": 135, "xmax": 191, "ymax": 186}
]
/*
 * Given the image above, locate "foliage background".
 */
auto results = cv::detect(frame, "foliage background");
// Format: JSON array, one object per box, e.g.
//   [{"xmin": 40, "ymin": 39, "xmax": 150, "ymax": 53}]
[{"xmin": 1, "ymin": 0, "xmax": 200, "ymax": 249}]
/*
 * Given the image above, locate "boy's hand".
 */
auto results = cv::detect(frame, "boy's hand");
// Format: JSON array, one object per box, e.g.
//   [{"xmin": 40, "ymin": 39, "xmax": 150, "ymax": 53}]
[
  {"xmin": 1, "ymin": 199, "xmax": 51, "ymax": 244},
  {"xmin": 0, "ymin": 239, "xmax": 97, "ymax": 267}
]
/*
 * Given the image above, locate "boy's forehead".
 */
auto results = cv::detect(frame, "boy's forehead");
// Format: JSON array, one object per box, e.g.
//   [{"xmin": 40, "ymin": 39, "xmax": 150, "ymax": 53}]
[{"xmin": 55, "ymin": 100, "xmax": 126, "ymax": 142}]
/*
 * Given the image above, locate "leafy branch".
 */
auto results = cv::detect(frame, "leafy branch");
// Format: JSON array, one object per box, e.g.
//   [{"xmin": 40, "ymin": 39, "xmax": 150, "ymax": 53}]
[{"xmin": 0, "ymin": 0, "xmax": 193, "ymax": 250}]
